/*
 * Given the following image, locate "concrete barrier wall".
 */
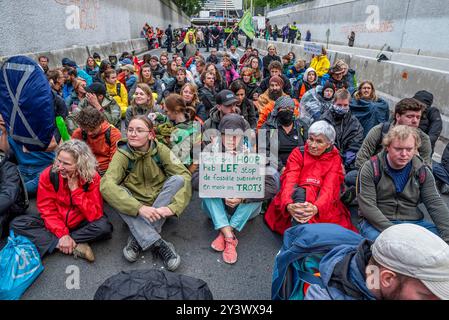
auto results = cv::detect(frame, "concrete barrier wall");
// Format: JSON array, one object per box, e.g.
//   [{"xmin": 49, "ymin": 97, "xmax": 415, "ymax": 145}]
[
  {"xmin": 0, "ymin": 0, "xmax": 190, "ymax": 57},
  {"xmin": 267, "ymin": 0, "xmax": 449, "ymax": 59},
  {"xmin": 243, "ymin": 36, "xmax": 449, "ymax": 141}
]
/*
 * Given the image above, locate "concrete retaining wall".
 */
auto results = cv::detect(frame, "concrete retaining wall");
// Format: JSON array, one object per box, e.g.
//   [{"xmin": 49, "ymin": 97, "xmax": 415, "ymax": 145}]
[
  {"xmin": 244, "ymin": 36, "xmax": 449, "ymax": 142},
  {"xmin": 267, "ymin": 0, "xmax": 449, "ymax": 59},
  {"xmin": 0, "ymin": 0, "xmax": 190, "ymax": 58}
]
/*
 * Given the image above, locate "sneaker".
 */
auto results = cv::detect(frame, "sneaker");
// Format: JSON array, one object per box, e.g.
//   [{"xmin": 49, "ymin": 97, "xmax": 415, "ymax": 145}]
[
  {"xmin": 73, "ymin": 243, "xmax": 95, "ymax": 262},
  {"xmin": 441, "ymin": 183, "xmax": 449, "ymax": 195},
  {"xmin": 211, "ymin": 232, "xmax": 225, "ymax": 252},
  {"xmin": 123, "ymin": 236, "xmax": 142, "ymax": 262},
  {"xmin": 223, "ymin": 237, "xmax": 238, "ymax": 264},
  {"xmin": 153, "ymin": 239, "xmax": 181, "ymax": 271}
]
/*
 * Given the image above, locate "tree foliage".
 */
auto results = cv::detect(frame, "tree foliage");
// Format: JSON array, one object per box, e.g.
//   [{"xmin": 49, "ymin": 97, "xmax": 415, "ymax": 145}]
[
  {"xmin": 173, "ymin": 0, "xmax": 205, "ymax": 16},
  {"xmin": 244, "ymin": 0, "xmax": 298, "ymax": 9}
]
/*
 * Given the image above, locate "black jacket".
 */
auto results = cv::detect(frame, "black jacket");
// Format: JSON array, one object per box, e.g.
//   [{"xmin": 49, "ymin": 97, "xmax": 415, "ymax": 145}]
[
  {"xmin": 262, "ymin": 54, "xmax": 281, "ymax": 79},
  {"xmin": 320, "ymin": 109, "xmax": 364, "ymax": 170},
  {"xmin": 198, "ymin": 85, "xmax": 217, "ymax": 116},
  {"xmin": 419, "ymin": 106, "xmax": 442, "ymax": 152},
  {"xmin": 244, "ymin": 82, "xmax": 260, "ymax": 101},
  {"xmin": 238, "ymin": 98, "xmax": 258, "ymax": 129},
  {"xmin": 151, "ymin": 64, "xmax": 167, "ymax": 81},
  {"xmin": 0, "ymin": 153, "xmax": 21, "ymax": 217},
  {"xmin": 259, "ymin": 75, "xmax": 292, "ymax": 96}
]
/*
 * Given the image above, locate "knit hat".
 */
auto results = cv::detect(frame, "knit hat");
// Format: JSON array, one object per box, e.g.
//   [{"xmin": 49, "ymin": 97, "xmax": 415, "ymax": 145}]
[
  {"xmin": 269, "ymin": 75, "xmax": 284, "ymax": 88},
  {"xmin": 322, "ymin": 81, "xmax": 336, "ymax": 94},
  {"xmin": 413, "ymin": 90, "xmax": 434, "ymax": 108},
  {"xmin": 274, "ymin": 96, "xmax": 295, "ymax": 112}
]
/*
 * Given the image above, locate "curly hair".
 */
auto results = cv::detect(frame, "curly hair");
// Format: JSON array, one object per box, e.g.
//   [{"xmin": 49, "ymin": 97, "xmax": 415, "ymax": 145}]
[
  {"xmin": 53, "ymin": 139, "xmax": 98, "ymax": 183},
  {"xmin": 74, "ymin": 106, "xmax": 105, "ymax": 131}
]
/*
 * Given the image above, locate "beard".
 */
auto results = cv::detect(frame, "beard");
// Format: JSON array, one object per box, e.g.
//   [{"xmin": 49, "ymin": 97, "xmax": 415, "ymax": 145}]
[{"xmin": 269, "ymin": 90, "xmax": 283, "ymax": 101}]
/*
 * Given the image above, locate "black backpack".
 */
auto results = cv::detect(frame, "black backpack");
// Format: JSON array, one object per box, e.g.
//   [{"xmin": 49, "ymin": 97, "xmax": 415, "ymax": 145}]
[
  {"xmin": 94, "ymin": 269, "xmax": 213, "ymax": 300},
  {"xmin": 81, "ymin": 126, "xmax": 112, "ymax": 148},
  {"xmin": 49, "ymin": 169, "xmax": 90, "ymax": 192}
]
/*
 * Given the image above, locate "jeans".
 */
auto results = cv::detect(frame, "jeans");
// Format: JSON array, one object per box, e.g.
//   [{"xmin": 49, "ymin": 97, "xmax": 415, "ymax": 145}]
[
  {"xmin": 20, "ymin": 164, "xmax": 51, "ymax": 196},
  {"xmin": 118, "ymin": 175, "xmax": 185, "ymax": 251},
  {"xmin": 358, "ymin": 218, "xmax": 440, "ymax": 241},
  {"xmin": 433, "ymin": 162, "xmax": 449, "ymax": 185},
  {"xmin": 201, "ymin": 198, "xmax": 262, "ymax": 232},
  {"xmin": 345, "ymin": 169, "xmax": 358, "ymax": 187}
]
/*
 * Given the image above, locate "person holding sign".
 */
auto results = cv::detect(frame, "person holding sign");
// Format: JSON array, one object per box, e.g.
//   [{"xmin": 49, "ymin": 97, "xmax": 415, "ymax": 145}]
[
  {"xmin": 100, "ymin": 115, "xmax": 191, "ymax": 271},
  {"xmin": 310, "ymin": 47, "xmax": 331, "ymax": 78},
  {"xmin": 201, "ymin": 114, "xmax": 274, "ymax": 265},
  {"xmin": 264, "ymin": 120, "xmax": 357, "ymax": 235}
]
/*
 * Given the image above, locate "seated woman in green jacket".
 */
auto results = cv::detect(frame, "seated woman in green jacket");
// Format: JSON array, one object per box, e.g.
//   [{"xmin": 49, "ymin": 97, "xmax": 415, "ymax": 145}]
[{"xmin": 100, "ymin": 115, "xmax": 192, "ymax": 271}]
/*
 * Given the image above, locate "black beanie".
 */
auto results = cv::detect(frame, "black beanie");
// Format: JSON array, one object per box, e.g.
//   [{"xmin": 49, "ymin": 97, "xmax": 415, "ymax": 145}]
[{"xmin": 413, "ymin": 90, "xmax": 433, "ymax": 107}]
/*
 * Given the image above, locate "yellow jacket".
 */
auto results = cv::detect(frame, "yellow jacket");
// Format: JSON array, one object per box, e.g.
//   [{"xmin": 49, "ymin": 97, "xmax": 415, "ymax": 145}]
[
  {"xmin": 310, "ymin": 55, "xmax": 330, "ymax": 78},
  {"xmin": 106, "ymin": 81, "xmax": 128, "ymax": 118}
]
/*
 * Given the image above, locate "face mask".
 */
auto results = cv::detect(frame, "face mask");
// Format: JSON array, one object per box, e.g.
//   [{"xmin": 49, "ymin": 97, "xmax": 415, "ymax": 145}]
[
  {"xmin": 332, "ymin": 105, "xmax": 349, "ymax": 115},
  {"xmin": 277, "ymin": 110, "xmax": 294, "ymax": 126}
]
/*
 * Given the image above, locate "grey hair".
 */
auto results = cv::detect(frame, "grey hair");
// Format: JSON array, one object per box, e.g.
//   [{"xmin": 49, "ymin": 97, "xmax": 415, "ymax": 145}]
[
  {"xmin": 308, "ymin": 120, "xmax": 336, "ymax": 144},
  {"xmin": 53, "ymin": 139, "xmax": 98, "ymax": 183}
]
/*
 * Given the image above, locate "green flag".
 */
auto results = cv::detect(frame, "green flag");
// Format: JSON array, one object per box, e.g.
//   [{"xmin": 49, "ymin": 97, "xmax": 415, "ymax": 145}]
[{"xmin": 238, "ymin": 11, "xmax": 255, "ymax": 40}]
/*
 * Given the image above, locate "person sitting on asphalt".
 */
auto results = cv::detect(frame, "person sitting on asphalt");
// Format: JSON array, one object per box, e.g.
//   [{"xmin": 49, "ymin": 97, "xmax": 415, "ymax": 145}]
[
  {"xmin": 414, "ymin": 90, "xmax": 442, "ymax": 154},
  {"xmin": 259, "ymin": 61, "xmax": 292, "ymax": 96},
  {"xmin": 191, "ymin": 57, "xmax": 206, "ymax": 87},
  {"xmin": 0, "ymin": 117, "xmax": 27, "ymax": 238},
  {"xmin": 433, "ymin": 142, "xmax": 449, "ymax": 194},
  {"xmin": 38, "ymin": 55, "xmax": 49, "ymax": 74},
  {"xmin": 148, "ymin": 55, "xmax": 167, "ymax": 81},
  {"xmin": 309, "ymin": 47, "xmax": 331, "ymax": 78},
  {"xmin": 62, "ymin": 57, "xmax": 93, "ymax": 86},
  {"xmin": 201, "ymin": 113, "xmax": 276, "ymax": 265},
  {"xmin": 84, "ymin": 56, "xmax": 99, "ymax": 78},
  {"xmin": 205, "ymin": 63, "xmax": 227, "ymax": 92},
  {"xmin": 72, "ymin": 107, "xmax": 122, "ymax": 176},
  {"xmin": 128, "ymin": 63, "xmax": 164, "ymax": 105},
  {"xmin": 229, "ymin": 80, "xmax": 258, "ymax": 129},
  {"xmin": 66, "ymin": 82, "xmax": 121, "ymax": 134},
  {"xmin": 65, "ymin": 78, "xmax": 87, "ymax": 112},
  {"xmin": 180, "ymin": 82, "xmax": 207, "ymax": 123},
  {"xmin": 62, "ymin": 67, "xmax": 79, "ymax": 100},
  {"xmin": 305, "ymin": 223, "xmax": 449, "ymax": 300},
  {"xmin": 257, "ymin": 76, "xmax": 299, "ymax": 130},
  {"xmin": 93, "ymin": 60, "xmax": 112, "ymax": 84},
  {"xmin": 119, "ymin": 64, "xmax": 138, "ymax": 91},
  {"xmin": 320, "ymin": 88, "xmax": 364, "ymax": 172},
  {"xmin": 349, "ymin": 81, "xmax": 390, "ymax": 137},
  {"xmin": 247, "ymin": 56, "xmax": 263, "ymax": 83},
  {"xmin": 100, "ymin": 115, "xmax": 192, "ymax": 271},
  {"xmin": 240, "ymin": 67, "xmax": 260, "ymax": 103},
  {"xmin": 198, "ymin": 71, "xmax": 218, "ymax": 116},
  {"xmin": 300, "ymin": 81, "xmax": 336, "ymax": 126},
  {"xmin": 321, "ymin": 59, "xmax": 357, "ymax": 95},
  {"xmin": 206, "ymin": 47, "xmax": 220, "ymax": 65},
  {"xmin": 10, "ymin": 140, "xmax": 113, "ymax": 261},
  {"xmin": 355, "ymin": 98, "xmax": 432, "ymax": 169},
  {"xmin": 286, "ymin": 59, "xmax": 306, "ymax": 81},
  {"xmin": 104, "ymin": 69, "xmax": 129, "ymax": 118},
  {"xmin": 261, "ymin": 96, "xmax": 309, "ymax": 189},
  {"xmin": 264, "ymin": 120, "xmax": 357, "ymax": 235},
  {"xmin": 262, "ymin": 44, "xmax": 281, "ymax": 79},
  {"xmin": 220, "ymin": 56, "xmax": 240, "ymax": 88},
  {"xmin": 293, "ymin": 67, "xmax": 318, "ymax": 100},
  {"xmin": 163, "ymin": 67, "xmax": 190, "ymax": 98},
  {"xmin": 357, "ymin": 125, "xmax": 449, "ymax": 243},
  {"xmin": 125, "ymin": 83, "xmax": 163, "ymax": 129}
]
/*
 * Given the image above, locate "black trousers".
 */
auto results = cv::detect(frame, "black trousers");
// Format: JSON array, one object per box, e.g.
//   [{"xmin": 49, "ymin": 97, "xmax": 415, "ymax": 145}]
[
  {"xmin": 10, "ymin": 214, "xmax": 113, "ymax": 257},
  {"xmin": 205, "ymin": 37, "xmax": 210, "ymax": 51},
  {"xmin": 167, "ymin": 38, "xmax": 173, "ymax": 53}
]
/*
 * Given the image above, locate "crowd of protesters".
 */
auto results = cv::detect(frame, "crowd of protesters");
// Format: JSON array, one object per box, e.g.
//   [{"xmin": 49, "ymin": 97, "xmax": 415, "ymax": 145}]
[{"xmin": 1, "ymin": 20, "xmax": 449, "ymax": 301}]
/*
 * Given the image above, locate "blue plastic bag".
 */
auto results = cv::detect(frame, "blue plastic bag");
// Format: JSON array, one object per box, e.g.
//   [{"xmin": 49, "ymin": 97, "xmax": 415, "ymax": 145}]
[{"xmin": 0, "ymin": 231, "xmax": 44, "ymax": 300}]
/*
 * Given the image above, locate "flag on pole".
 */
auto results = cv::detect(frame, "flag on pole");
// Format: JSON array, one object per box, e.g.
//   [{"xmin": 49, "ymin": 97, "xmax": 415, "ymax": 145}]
[{"xmin": 238, "ymin": 11, "xmax": 255, "ymax": 40}]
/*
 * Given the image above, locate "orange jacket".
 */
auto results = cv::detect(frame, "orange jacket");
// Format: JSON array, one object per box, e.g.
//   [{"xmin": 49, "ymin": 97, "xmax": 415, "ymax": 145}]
[
  {"xmin": 72, "ymin": 121, "xmax": 122, "ymax": 174},
  {"xmin": 256, "ymin": 91, "xmax": 300, "ymax": 130}
]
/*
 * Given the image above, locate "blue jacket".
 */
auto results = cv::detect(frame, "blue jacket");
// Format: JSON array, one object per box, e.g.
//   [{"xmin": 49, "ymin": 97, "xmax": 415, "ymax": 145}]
[
  {"xmin": 271, "ymin": 223, "xmax": 364, "ymax": 300},
  {"xmin": 8, "ymin": 138, "xmax": 55, "ymax": 174},
  {"xmin": 305, "ymin": 240, "xmax": 376, "ymax": 300},
  {"xmin": 76, "ymin": 67, "xmax": 93, "ymax": 86},
  {"xmin": 350, "ymin": 97, "xmax": 390, "ymax": 137}
]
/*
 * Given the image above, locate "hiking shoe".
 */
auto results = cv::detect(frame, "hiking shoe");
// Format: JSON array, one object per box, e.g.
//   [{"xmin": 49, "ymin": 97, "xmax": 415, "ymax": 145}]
[
  {"xmin": 211, "ymin": 232, "xmax": 226, "ymax": 252},
  {"xmin": 73, "ymin": 243, "xmax": 95, "ymax": 262},
  {"xmin": 153, "ymin": 239, "xmax": 181, "ymax": 271},
  {"xmin": 123, "ymin": 236, "xmax": 142, "ymax": 262},
  {"xmin": 223, "ymin": 237, "xmax": 238, "ymax": 264}
]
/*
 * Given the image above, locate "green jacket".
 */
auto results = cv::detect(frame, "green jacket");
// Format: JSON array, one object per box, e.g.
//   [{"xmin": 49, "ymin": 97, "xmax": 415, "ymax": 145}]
[
  {"xmin": 355, "ymin": 123, "xmax": 432, "ymax": 169},
  {"xmin": 100, "ymin": 139, "xmax": 192, "ymax": 217},
  {"xmin": 357, "ymin": 151, "xmax": 449, "ymax": 243}
]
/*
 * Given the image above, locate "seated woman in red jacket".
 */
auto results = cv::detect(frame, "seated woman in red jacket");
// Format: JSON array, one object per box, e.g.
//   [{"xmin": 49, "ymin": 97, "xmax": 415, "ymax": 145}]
[
  {"xmin": 264, "ymin": 120, "xmax": 357, "ymax": 235},
  {"xmin": 10, "ymin": 139, "xmax": 113, "ymax": 262}
]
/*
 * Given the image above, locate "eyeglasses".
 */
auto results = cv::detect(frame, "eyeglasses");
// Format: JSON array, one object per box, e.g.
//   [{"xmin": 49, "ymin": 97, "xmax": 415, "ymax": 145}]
[{"xmin": 127, "ymin": 128, "xmax": 150, "ymax": 135}]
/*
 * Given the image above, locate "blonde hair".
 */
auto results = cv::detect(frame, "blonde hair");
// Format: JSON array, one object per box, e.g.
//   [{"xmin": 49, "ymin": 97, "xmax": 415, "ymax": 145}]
[
  {"xmin": 53, "ymin": 139, "xmax": 98, "ymax": 183},
  {"xmin": 181, "ymin": 82, "xmax": 200, "ymax": 107},
  {"xmin": 382, "ymin": 125, "xmax": 421, "ymax": 149},
  {"xmin": 131, "ymin": 83, "xmax": 156, "ymax": 116}
]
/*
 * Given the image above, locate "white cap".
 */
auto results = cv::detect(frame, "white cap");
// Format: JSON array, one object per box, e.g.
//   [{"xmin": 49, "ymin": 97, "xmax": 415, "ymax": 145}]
[{"xmin": 372, "ymin": 224, "xmax": 449, "ymax": 300}]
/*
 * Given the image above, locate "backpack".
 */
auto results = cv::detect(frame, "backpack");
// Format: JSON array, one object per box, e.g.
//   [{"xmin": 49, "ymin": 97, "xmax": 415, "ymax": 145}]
[
  {"xmin": 376, "ymin": 122, "xmax": 391, "ymax": 148},
  {"xmin": 94, "ymin": 269, "xmax": 213, "ymax": 300},
  {"xmin": 272, "ymin": 223, "xmax": 363, "ymax": 300},
  {"xmin": 0, "ymin": 231, "xmax": 44, "ymax": 300},
  {"xmin": 49, "ymin": 169, "xmax": 90, "ymax": 192}
]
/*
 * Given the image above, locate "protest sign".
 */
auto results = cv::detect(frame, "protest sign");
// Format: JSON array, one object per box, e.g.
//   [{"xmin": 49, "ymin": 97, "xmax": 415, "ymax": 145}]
[
  {"xmin": 304, "ymin": 42, "xmax": 322, "ymax": 55},
  {"xmin": 199, "ymin": 152, "xmax": 265, "ymax": 199}
]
